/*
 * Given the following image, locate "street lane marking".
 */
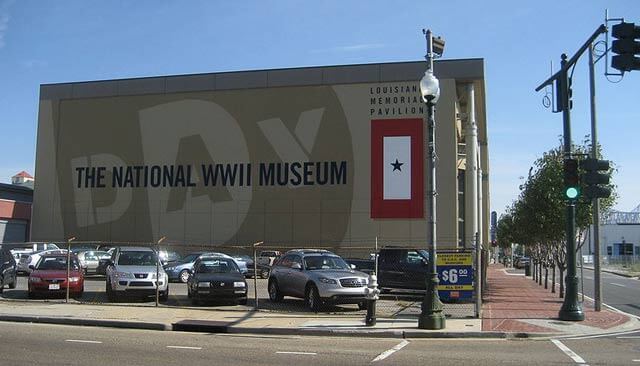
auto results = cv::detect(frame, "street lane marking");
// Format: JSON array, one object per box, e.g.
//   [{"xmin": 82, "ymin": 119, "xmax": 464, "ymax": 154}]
[
  {"xmin": 371, "ymin": 340, "xmax": 409, "ymax": 363},
  {"xmin": 611, "ymin": 283, "xmax": 627, "ymax": 287},
  {"xmin": 65, "ymin": 339, "xmax": 102, "ymax": 344},
  {"xmin": 275, "ymin": 351, "xmax": 317, "ymax": 355},
  {"xmin": 167, "ymin": 346, "xmax": 202, "ymax": 350},
  {"xmin": 551, "ymin": 339, "xmax": 587, "ymax": 364},
  {"xmin": 565, "ymin": 329, "xmax": 640, "ymax": 340},
  {"xmin": 617, "ymin": 336, "xmax": 640, "ymax": 339}
]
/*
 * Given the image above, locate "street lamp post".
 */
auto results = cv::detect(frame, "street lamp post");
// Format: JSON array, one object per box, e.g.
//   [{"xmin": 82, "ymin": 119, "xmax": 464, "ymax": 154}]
[{"xmin": 418, "ymin": 28, "xmax": 446, "ymax": 330}]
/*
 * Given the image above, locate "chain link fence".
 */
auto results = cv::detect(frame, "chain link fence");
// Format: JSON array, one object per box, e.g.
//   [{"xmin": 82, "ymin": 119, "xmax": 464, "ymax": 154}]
[{"xmin": 0, "ymin": 240, "xmax": 478, "ymax": 319}]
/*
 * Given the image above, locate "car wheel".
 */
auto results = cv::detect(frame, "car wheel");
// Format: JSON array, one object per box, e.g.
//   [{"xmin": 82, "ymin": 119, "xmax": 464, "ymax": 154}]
[
  {"xmin": 259, "ymin": 268, "xmax": 270, "ymax": 279},
  {"xmin": 358, "ymin": 301, "xmax": 368, "ymax": 311},
  {"xmin": 160, "ymin": 288, "xmax": 169, "ymax": 302},
  {"xmin": 0, "ymin": 276, "xmax": 3, "ymax": 293},
  {"xmin": 268, "ymin": 279, "xmax": 283, "ymax": 302},
  {"xmin": 106, "ymin": 279, "xmax": 116, "ymax": 302},
  {"xmin": 8, "ymin": 276, "xmax": 16, "ymax": 289},
  {"xmin": 179, "ymin": 270, "xmax": 190, "ymax": 283},
  {"xmin": 238, "ymin": 298, "xmax": 248, "ymax": 305},
  {"xmin": 305, "ymin": 284, "xmax": 322, "ymax": 312}
]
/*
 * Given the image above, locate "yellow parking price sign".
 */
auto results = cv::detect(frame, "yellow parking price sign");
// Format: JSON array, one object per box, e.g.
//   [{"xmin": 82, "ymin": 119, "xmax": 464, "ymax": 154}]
[{"xmin": 436, "ymin": 252, "xmax": 474, "ymax": 301}]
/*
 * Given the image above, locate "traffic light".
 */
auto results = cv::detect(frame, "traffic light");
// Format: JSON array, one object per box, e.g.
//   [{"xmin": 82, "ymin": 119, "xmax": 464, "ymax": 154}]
[
  {"xmin": 580, "ymin": 158, "xmax": 612, "ymax": 199},
  {"xmin": 563, "ymin": 159, "xmax": 580, "ymax": 200},
  {"xmin": 611, "ymin": 22, "xmax": 640, "ymax": 72}
]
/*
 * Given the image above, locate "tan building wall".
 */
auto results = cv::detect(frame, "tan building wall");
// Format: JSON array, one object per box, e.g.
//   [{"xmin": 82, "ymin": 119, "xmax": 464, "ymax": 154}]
[{"xmin": 32, "ymin": 60, "xmax": 488, "ymax": 250}]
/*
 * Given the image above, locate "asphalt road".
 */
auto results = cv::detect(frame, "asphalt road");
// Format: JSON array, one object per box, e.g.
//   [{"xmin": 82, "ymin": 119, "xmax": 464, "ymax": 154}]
[
  {"xmin": 1, "ymin": 321, "xmax": 638, "ymax": 365},
  {"xmin": 578, "ymin": 267, "xmax": 640, "ymax": 317},
  {"xmin": 527, "ymin": 266, "xmax": 640, "ymax": 317}
]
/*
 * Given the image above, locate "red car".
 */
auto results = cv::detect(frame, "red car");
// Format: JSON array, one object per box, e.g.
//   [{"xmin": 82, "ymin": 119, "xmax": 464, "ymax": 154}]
[{"xmin": 28, "ymin": 254, "xmax": 84, "ymax": 298}]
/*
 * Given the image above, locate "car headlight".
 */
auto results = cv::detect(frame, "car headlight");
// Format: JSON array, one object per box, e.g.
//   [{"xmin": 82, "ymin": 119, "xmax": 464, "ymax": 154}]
[
  {"xmin": 115, "ymin": 271, "xmax": 133, "ymax": 278},
  {"xmin": 69, "ymin": 277, "xmax": 81, "ymax": 282},
  {"xmin": 151, "ymin": 272, "xmax": 166, "ymax": 280},
  {"xmin": 198, "ymin": 282, "xmax": 210, "ymax": 287},
  {"xmin": 29, "ymin": 277, "xmax": 42, "ymax": 283},
  {"xmin": 233, "ymin": 281, "xmax": 246, "ymax": 288},
  {"xmin": 318, "ymin": 277, "xmax": 337, "ymax": 284}
]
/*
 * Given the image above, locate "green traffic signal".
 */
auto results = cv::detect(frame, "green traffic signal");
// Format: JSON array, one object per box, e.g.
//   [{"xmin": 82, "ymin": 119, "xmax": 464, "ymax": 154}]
[
  {"xmin": 565, "ymin": 187, "xmax": 579, "ymax": 199},
  {"xmin": 563, "ymin": 159, "xmax": 580, "ymax": 200}
]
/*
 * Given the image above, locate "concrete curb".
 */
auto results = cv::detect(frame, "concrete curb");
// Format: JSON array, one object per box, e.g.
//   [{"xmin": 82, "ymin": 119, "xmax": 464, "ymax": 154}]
[{"xmin": 0, "ymin": 314, "xmax": 170, "ymax": 331}]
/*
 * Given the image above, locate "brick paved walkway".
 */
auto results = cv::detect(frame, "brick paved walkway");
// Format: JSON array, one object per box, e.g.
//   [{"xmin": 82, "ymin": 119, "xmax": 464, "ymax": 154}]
[{"xmin": 482, "ymin": 264, "xmax": 629, "ymax": 333}]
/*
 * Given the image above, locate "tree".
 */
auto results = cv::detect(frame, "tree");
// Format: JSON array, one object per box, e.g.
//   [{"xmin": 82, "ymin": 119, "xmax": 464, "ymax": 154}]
[{"xmin": 498, "ymin": 139, "xmax": 617, "ymax": 297}]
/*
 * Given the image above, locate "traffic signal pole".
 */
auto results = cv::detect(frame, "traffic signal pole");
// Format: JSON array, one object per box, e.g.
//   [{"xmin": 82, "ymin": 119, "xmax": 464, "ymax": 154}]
[
  {"xmin": 558, "ymin": 54, "xmax": 584, "ymax": 321},
  {"xmin": 588, "ymin": 43, "xmax": 603, "ymax": 312},
  {"xmin": 536, "ymin": 25, "xmax": 607, "ymax": 322}
]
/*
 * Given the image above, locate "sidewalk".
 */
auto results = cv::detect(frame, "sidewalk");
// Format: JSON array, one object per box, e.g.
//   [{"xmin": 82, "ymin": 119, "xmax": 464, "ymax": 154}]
[
  {"xmin": 482, "ymin": 264, "xmax": 639, "ymax": 335},
  {"xmin": 0, "ymin": 265, "xmax": 637, "ymax": 339}
]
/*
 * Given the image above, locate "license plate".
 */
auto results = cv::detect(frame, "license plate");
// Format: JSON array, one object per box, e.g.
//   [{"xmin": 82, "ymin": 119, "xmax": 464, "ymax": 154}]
[{"xmin": 49, "ymin": 284, "xmax": 60, "ymax": 290}]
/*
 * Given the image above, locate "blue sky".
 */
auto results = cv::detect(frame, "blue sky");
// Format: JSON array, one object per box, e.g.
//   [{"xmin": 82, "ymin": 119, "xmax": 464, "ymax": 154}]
[{"xmin": 0, "ymin": 0, "xmax": 638, "ymax": 217}]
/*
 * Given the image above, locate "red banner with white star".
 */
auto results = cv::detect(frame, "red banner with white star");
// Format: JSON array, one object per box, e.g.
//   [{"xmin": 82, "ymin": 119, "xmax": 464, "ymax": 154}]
[{"xmin": 371, "ymin": 118, "xmax": 424, "ymax": 218}]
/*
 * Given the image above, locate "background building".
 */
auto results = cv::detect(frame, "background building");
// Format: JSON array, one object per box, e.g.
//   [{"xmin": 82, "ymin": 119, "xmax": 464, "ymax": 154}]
[
  {"xmin": 32, "ymin": 60, "xmax": 489, "ymax": 250},
  {"xmin": 0, "ymin": 173, "xmax": 33, "ymax": 243}
]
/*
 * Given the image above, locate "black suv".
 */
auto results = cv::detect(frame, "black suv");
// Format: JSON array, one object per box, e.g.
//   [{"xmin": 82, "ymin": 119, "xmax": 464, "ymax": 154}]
[{"xmin": 0, "ymin": 246, "xmax": 18, "ymax": 293}]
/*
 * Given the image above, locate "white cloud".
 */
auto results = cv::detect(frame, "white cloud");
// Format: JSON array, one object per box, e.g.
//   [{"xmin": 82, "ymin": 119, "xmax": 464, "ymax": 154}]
[
  {"xmin": 0, "ymin": 0, "xmax": 14, "ymax": 49},
  {"xmin": 0, "ymin": 14, "xmax": 8, "ymax": 48}
]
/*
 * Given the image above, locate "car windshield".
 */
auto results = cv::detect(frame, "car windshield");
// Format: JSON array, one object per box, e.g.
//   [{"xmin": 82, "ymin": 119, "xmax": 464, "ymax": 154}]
[
  {"xmin": 304, "ymin": 255, "xmax": 350, "ymax": 270},
  {"xmin": 117, "ymin": 251, "xmax": 158, "ymax": 266},
  {"xmin": 36, "ymin": 256, "xmax": 80, "ymax": 271},
  {"xmin": 195, "ymin": 258, "xmax": 239, "ymax": 274}
]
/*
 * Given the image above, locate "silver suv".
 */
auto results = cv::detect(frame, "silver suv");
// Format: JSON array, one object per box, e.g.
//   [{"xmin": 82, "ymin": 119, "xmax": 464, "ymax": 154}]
[
  {"xmin": 105, "ymin": 247, "xmax": 168, "ymax": 302},
  {"xmin": 268, "ymin": 249, "xmax": 369, "ymax": 311}
]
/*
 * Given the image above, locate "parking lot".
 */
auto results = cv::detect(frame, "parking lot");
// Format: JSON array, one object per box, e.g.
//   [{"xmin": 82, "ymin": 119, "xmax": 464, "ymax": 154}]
[{"xmin": 0, "ymin": 274, "xmax": 474, "ymax": 317}]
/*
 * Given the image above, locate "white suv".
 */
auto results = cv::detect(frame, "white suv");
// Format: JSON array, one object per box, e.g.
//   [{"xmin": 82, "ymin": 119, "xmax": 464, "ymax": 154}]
[{"xmin": 105, "ymin": 247, "xmax": 168, "ymax": 302}]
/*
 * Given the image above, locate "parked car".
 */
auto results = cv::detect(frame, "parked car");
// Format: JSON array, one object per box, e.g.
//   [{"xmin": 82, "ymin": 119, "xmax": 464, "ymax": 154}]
[
  {"xmin": 27, "ymin": 253, "xmax": 84, "ymax": 298},
  {"xmin": 344, "ymin": 258, "xmax": 375, "ymax": 275},
  {"xmin": 70, "ymin": 244, "xmax": 100, "ymax": 254},
  {"xmin": 514, "ymin": 256, "xmax": 530, "ymax": 269},
  {"xmin": 164, "ymin": 252, "xmax": 206, "ymax": 283},
  {"xmin": 0, "ymin": 246, "xmax": 18, "ymax": 292},
  {"xmin": 377, "ymin": 248, "xmax": 430, "ymax": 292},
  {"xmin": 104, "ymin": 247, "xmax": 168, "ymax": 302},
  {"xmin": 77, "ymin": 250, "xmax": 112, "ymax": 275},
  {"xmin": 257, "ymin": 250, "xmax": 282, "ymax": 267},
  {"xmin": 187, "ymin": 254, "xmax": 248, "ymax": 305},
  {"xmin": 232, "ymin": 254, "xmax": 270, "ymax": 279},
  {"xmin": 16, "ymin": 253, "xmax": 32, "ymax": 274},
  {"xmin": 159, "ymin": 249, "xmax": 181, "ymax": 266},
  {"xmin": 165, "ymin": 252, "xmax": 245, "ymax": 283},
  {"xmin": 21, "ymin": 249, "xmax": 70, "ymax": 274},
  {"xmin": 268, "ymin": 249, "xmax": 369, "ymax": 311}
]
